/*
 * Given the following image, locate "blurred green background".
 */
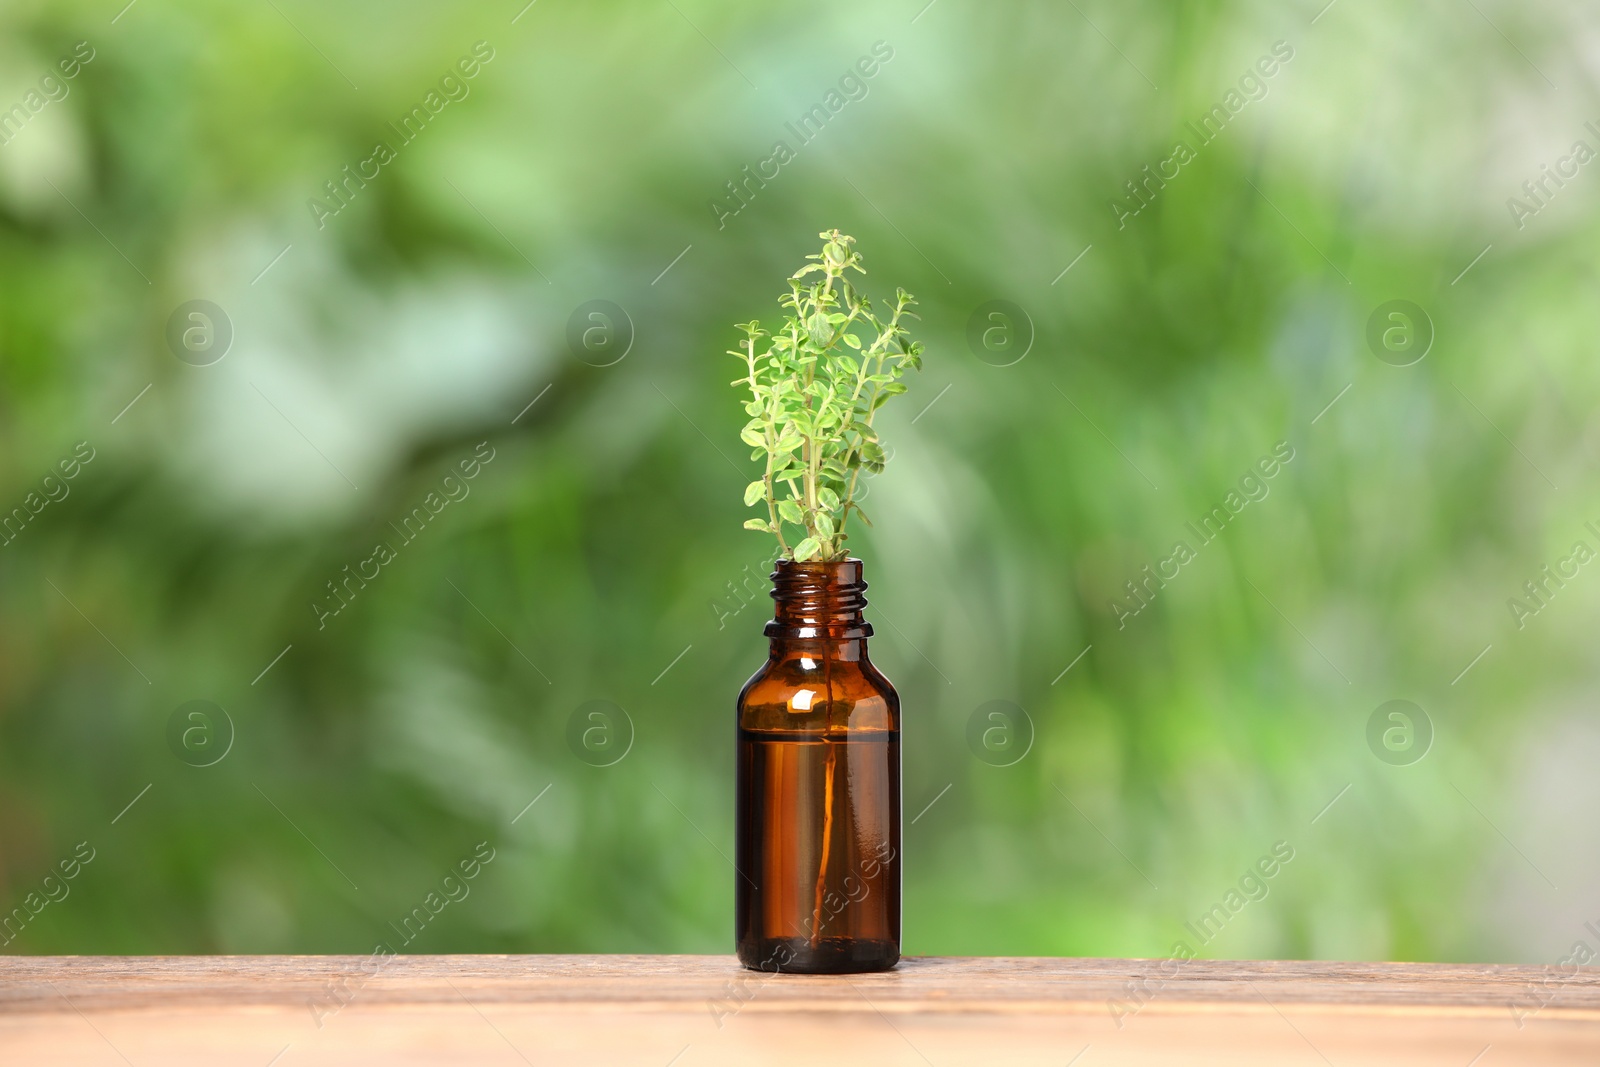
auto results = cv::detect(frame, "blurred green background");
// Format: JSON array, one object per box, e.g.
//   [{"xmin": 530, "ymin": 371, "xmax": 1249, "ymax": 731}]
[{"xmin": 1, "ymin": 0, "xmax": 1595, "ymax": 965}]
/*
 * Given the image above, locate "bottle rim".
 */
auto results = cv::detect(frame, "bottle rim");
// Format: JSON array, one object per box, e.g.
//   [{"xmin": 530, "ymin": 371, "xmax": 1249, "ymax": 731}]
[{"xmin": 765, "ymin": 557, "xmax": 872, "ymax": 639}]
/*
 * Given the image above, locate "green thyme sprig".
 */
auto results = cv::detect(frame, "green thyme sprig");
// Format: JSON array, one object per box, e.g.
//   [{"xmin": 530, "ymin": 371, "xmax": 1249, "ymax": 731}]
[{"xmin": 730, "ymin": 230, "xmax": 924, "ymax": 562}]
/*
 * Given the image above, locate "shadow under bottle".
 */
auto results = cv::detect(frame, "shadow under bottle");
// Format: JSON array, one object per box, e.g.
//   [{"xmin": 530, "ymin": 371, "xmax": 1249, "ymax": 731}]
[{"xmin": 735, "ymin": 558, "xmax": 901, "ymax": 974}]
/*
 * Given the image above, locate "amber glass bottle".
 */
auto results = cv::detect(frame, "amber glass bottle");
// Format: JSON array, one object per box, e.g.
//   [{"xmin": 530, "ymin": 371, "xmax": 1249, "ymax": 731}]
[{"xmin": 735, "ymin": 558, "xmax": 901, "ymax": 974}]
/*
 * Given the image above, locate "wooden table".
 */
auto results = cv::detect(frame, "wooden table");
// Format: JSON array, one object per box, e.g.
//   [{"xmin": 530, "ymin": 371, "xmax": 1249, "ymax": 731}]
[{"xmin": 2, "ymin": 955, "xmax": 1598, "ymax": 1065}]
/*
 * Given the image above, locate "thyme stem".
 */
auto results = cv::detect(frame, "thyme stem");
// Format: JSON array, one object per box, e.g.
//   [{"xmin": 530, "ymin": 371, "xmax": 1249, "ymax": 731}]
[{"xmin": 730, "ymin": 230, "xmax": 923, "ymax": 561}]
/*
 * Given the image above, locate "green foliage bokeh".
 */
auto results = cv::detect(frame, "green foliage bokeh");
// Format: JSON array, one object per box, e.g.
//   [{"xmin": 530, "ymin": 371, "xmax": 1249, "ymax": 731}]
[{"xmin": 0, "ymin": 0, "xmax": 1593, "ymax": 964}]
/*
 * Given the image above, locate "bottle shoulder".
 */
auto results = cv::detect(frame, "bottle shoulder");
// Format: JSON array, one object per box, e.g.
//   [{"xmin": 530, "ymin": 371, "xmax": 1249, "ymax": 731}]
[{"xmin": 737, "ymin": 650, "xmax": 898, "ymax": 734}]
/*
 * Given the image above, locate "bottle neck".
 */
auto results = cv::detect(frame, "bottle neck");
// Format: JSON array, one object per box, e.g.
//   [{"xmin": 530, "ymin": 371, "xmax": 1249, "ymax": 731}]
[{"xmin": 764, "ymin": 558, "xmax": 873, "ymax": 645}]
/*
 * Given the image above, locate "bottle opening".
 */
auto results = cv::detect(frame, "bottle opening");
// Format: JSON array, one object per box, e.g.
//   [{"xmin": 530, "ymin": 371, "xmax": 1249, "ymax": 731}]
[{"xmin": 765, "ymin": 558, "xmax": 873, "ymax": 639}]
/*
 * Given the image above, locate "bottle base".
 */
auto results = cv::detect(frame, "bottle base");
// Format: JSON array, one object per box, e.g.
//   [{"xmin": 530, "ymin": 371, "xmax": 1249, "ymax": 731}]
[{"xmin": 737, "ymin": 936, "xmax": 900, "ymax": 974}]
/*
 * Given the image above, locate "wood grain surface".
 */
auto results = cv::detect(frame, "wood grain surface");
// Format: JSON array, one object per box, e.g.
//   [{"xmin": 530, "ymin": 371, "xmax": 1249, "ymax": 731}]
[{"xmin": 2, "ymin": 954, "xmax": 1597, "ymax": 1065}]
